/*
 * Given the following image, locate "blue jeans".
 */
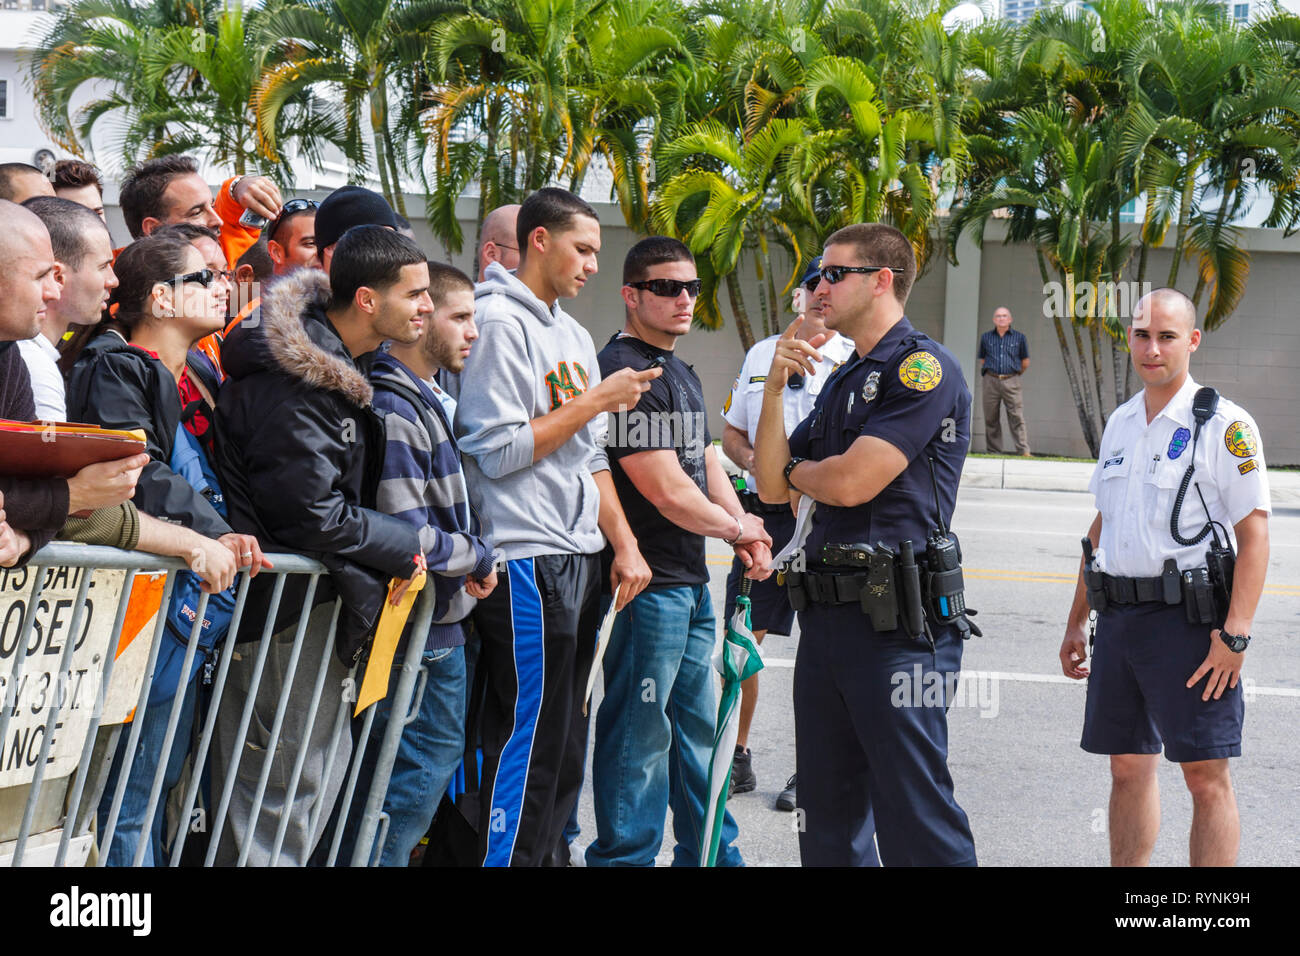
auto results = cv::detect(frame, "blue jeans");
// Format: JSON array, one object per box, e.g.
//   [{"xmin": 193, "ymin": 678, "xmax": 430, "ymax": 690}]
[
  {"xmin": 97, "ymin": 674, "xmax": 198, "ymax": 867},
  {"xmin": 586, "ymin": 584, "xmax": 742, "ymax": 867},
  {"xmin": 338, "ymin": 646, "xmax": 467, "ymax": 866}
]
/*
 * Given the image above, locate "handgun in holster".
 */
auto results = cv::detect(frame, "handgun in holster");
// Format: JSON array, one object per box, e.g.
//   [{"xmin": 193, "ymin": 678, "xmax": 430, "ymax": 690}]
[
  {"xmin": 1081, "ymin": 537, "xmax": 1107, "ymax": 612},
  {"xmin": 859, "ymin": 547, "xmax": 899, "ymax": 633}
]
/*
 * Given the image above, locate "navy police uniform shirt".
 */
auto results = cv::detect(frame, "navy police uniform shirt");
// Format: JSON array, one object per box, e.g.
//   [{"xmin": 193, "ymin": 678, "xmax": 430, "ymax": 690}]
[{"xmin": 788, "ymin": 316, "xmax": 971, "ymax": 560}]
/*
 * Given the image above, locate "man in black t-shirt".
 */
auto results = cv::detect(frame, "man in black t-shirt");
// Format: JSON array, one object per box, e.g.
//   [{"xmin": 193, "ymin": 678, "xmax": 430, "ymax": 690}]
[{"xmin": 586, "ymin": 237, "xmax": 773, "ymax": 867}]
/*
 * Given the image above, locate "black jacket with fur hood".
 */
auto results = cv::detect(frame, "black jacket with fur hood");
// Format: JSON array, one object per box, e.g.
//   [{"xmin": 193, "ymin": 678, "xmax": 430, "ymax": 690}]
[{"xmin": 214, "ymin": 269, "xmax": 421, "ymax": 662}]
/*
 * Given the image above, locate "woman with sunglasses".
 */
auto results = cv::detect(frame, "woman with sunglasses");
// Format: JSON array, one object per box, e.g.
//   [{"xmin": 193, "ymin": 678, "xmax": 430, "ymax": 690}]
[{"xmin": 66, "ymin": 235, "xmax": 268, "ymax": 865}]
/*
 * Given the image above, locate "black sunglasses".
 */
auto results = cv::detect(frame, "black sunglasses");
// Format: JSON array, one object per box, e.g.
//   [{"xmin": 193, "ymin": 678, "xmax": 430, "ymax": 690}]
[
  {"xmin": 175, "ymin": 269, "xmax": 217, "ymax": 287},
  {"xmin": 818, "ymin": 265, "xmax": 897, "ymax": 285},
  {"xmin": 628, "ymin": 278, "xmax": 703, "ymax": 298},
  {"xmin": 267, "ymin": 198, "xmax": 319, "ymax": 243}
]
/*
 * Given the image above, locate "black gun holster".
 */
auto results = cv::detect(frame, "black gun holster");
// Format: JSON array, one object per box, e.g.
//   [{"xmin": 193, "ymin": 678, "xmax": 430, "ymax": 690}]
[{"xmin": 782, "ymin": 565, "xmax": 900, "ymax": 632}]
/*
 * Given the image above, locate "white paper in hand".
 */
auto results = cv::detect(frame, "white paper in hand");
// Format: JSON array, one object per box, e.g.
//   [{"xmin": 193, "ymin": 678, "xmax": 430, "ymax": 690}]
[{"xmin": 583, "ymin": 584, "xmax": 621, "ymax": 716}]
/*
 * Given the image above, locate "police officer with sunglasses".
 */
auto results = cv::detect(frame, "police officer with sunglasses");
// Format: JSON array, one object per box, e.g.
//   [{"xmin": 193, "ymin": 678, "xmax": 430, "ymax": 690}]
[
  {"xmin": 719, "ymin": 255, "xmax": 855, "ymax": 809},
  {"xmin": 753, "ymin": 223, "xmax": 978, "ymax": 866}
]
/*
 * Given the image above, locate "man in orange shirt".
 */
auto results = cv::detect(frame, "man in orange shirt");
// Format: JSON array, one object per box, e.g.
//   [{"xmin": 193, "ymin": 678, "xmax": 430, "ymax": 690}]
[{"xmin": 117, "ymin": 155, "xmax": 282, "ymax": 268}]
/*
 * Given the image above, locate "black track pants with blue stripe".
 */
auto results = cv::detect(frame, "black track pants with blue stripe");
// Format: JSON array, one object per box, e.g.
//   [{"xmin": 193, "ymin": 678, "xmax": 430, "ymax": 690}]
[{"xmin": 473, "ymin": 552, "xmax": 601, "ymax": 866}]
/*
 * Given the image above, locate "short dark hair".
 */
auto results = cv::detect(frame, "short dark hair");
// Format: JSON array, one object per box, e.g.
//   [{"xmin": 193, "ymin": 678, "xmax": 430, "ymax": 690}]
[
  {"xmin": 426, "ymin": 261, "xmax": 474, "ymax": 309},
  {"xmin": 268, "ymin": 206, "xmax": 314, "ymax": 245},
  {"xmin": 151, "ymin": 222, "xmax": 220, "ymax": 246},
  {"xmin": 824, "ymin": 223, "xmax": 917, "ymax": 304},
  {"xmin": 0, "ymin": 163, "xmax": 47, "ymax": 202},
  {"xmin": 329, "ymin": 225, "xmax": 427, "ymax": 310},
  {"xmin": 21, "ymin": 196, "xmax": 108, "ymax": 268},
  {"xmin": 119, "ymin": 155, "xmax": 201, "ymax": 239},
  {"xmin": 516, "ymin": 187, "xmax": 598, "ymax": 260},
  {"xmin": 52, "ymin": 159, "xmax": 104, "ymax": 197},
  {"xmin": 623, "ymin": 236, "xmax": 694, "ymax": 284},
  {"xmin": 237, "ymin": 238, "xmax": 274, "ymax": 282}
]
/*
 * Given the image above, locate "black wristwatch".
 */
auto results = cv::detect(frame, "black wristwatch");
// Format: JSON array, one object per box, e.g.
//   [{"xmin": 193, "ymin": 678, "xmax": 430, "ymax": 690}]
[
  {"xmin": 1219, "ymin": 630, "xmax": 1251, "ymax": 653},
  {"xmin": 784, "ymin": 457, "xmax": 807, "ymax": 489}
]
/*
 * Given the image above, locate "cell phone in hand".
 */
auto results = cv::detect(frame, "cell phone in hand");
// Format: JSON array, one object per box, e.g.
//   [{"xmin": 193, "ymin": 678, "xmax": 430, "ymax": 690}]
[{"xmin": 239, "ymin": 207, "xmax": 270, "ymax": 230}]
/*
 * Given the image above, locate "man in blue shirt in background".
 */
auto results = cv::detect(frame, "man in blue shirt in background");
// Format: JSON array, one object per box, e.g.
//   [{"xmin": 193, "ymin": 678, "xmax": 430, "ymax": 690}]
[{"xmin": 977, "ymin": 306, "xmax": 1031, "ymax": 456}]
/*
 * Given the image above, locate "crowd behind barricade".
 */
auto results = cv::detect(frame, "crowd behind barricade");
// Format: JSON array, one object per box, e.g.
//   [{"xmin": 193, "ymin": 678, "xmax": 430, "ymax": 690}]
[
  {"xmin": 0, "ymin": 152, "xmax": 1270, "ymax": 869},
  {"xmin": 0, "ymin": 156, "xmax": 774, "ymax": 867}
]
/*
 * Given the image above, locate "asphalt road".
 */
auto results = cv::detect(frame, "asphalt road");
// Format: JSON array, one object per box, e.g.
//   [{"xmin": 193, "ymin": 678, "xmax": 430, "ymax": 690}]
[{"xmin": 573, "ymin": 485, "xmax": 1299, "ymax": 866}]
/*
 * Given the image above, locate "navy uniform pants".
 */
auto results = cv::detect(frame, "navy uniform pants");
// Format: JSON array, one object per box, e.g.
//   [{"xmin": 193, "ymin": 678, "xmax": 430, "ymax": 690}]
[{"xmin": 794, "ymin": 602, "xmax": 977, "ymax": 866}]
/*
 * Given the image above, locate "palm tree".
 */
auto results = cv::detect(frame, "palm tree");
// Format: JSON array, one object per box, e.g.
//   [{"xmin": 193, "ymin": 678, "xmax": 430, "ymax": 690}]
[
  {"xmin": 424, "ymin": 0, "xmax": 593, "ymax": 262},
  {"xmin": 28, "ymin": 0, "xmax": 345, "ymax": 182},
  {"xmin": 254, "ymin": 0, "xmax": 454, "ymax": 214},
  {"xmin": 1122, "ymin": 4, "xmax": 1300, "ymax": 328},
  {"xmin": 28, "ymin": 0, "xmax": 211, "ymax": 170},
  {"xmin": 424, "ymin": 0, "xmax": 686, "ymax": 261},
  {"xmin": 953, "ymin": 103, "xmax": 1132, "ymax": 457},
  {"xmin": 140, "ymin": 1, "xmax": 349, "ymax": 183},
  {"xmin": 653, "ymin": 117, "xmax": 812, "ymax": 350}
]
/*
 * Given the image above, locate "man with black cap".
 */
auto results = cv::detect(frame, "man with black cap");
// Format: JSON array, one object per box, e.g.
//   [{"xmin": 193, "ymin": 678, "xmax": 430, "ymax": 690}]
[
  {"xmin": 719, "ymin": 256, "xmax": 856, "ymax": 810},
  {"xmin": 314, "ymin": 185, "xmax": 400, "ymax": 272}
]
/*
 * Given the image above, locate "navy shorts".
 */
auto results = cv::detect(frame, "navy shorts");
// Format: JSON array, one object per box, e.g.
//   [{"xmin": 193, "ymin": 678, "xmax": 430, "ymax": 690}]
[
  {"xmin": 1082, "ymin": 603, "xmax": 1244, "ymax": 763},
  {"xmin": 724, "ymin": 506, "xmax": 796, "ymax": 635}
]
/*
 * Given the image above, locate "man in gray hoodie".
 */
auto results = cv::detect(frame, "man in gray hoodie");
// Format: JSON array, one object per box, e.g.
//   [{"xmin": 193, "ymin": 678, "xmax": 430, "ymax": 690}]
[{"xmin": 453, "ymin": 187, "xmax": 659, "ymax": 866}]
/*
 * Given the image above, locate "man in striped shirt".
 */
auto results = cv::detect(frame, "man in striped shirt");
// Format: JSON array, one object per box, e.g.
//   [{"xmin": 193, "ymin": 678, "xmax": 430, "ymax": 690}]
[
  {"xmin": 977, "ymin": 306, "xmax": 1032, "ymax": 455},
  {"xmin": 341, "ymin": 261, "xmax": 498, "ymax": 865}
]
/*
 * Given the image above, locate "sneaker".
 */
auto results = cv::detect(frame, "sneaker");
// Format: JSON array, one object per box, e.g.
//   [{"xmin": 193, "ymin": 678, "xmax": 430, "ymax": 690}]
[
  {"xmin": 729, "ymin": 746, "xmax": 756, "ymax": 796},
  {"xmin": 775, "ymin": 773, "xmax": 797, "ymax": 812}
]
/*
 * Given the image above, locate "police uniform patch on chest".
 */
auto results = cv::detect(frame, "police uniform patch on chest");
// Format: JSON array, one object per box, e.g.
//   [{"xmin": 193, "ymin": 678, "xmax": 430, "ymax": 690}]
[
  {"xmin": 898, "ymin": 351, "xmax": 943, "ymax": 392},
  {"xmin": 862, "ymin": 370, "xmax": 881, "ymax": 402},
  {"xmin": 1225, "ymin": 421, "xmax": 1256, "ymax": 458},
  {"xmin": 1238, "ymin": 459, "xmax": 1257, "ymax": 475},
  {"xmin": 1167, "ymin": 426, "xmax": 1191, "ymax": 460}
]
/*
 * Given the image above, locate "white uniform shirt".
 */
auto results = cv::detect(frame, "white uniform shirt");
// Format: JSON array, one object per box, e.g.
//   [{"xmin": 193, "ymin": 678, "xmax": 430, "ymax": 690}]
[
  {"xmin": 17, "ymin": 334, "xmax": 67, "ymax": 422},
  {"xmin": 722, "ymin": 331, "xmax": 857, "ymax": 491},
  {"xmin": 1088, "ymin": 376, "xmax": 1271, "ymax": 577}
]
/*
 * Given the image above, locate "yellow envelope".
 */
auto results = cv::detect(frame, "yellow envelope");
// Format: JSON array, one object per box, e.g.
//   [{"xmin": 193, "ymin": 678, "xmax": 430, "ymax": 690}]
[{"xmin": 354, "ymin": 570, "xmax": 426, "ymax": 717}]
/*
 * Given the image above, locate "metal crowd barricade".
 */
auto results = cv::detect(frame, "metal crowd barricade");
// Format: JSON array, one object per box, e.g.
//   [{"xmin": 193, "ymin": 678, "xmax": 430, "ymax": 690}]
[{"xmin": 0, "ymin": 542, "xmax": 434, "ymax": 867}]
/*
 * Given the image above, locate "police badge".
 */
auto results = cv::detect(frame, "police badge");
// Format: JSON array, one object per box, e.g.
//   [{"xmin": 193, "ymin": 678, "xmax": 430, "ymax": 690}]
[{"xmin": 862, "ymin": 370, "xmax": 881, "ymax": 402}]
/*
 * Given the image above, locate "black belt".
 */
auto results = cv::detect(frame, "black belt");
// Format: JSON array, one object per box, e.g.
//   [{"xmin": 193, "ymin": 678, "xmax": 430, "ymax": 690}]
[
  {"xmin": 793, "ymin": 569, "xmax": 870, "ymax": 604},
  {"xmin": 738, "ymin": 490, "xmax": 791, "ymax": 517},
  {"xmin": 1100, "ymin": 572, "xmax": 1181, "ymax": 606}
]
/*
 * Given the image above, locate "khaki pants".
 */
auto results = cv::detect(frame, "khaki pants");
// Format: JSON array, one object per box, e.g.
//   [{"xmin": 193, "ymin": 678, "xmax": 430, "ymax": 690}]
[{"xmin": 982, "ymin": 373, "xmax": 1030, "ymax": 454}]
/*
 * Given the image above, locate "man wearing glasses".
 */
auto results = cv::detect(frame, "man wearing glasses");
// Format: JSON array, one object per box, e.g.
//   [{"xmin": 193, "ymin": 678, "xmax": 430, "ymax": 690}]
[
  {"xmin": 719, "ymin": 255, "xmax": 855, "ymax": 812},
  {"xmin": 753, "ymin": 223, "xmax": 978, "ymax": 867},
  {"xmin": 265, "ymin": 199, "xmax": 320, "ymax": 276},
  {"xmin": 586, "ymin": 237, "xmax": 772, "ymax": 866},
  {"xmin": 477, "ymin": 204, "xmax": 521, "ymax": 281}
]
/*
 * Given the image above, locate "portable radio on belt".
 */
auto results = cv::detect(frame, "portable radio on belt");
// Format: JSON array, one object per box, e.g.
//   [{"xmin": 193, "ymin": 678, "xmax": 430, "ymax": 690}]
[
  {"xmin": 922, "ymin": 458, "xmax": 980, "ymax": 639},
  {"xmin": 1168, "ymin": 387, "xmax": 1236, "ymax": 626}
]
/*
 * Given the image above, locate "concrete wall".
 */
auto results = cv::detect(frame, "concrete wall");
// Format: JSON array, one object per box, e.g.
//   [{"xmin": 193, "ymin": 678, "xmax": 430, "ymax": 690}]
[
  {"xmin": 968, "ymin": 228, "xmax": 1300, "ymax": 464},
  {"xmin": 95, "ymin": 185, "xmax": 1300, "ymax": 463}
]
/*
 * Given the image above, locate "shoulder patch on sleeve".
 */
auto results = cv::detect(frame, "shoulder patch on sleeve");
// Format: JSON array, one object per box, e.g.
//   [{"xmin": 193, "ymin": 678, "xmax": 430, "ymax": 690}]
[
  {"xmin": 723, "ymin": 377, "xmax": 738, "ymax": 414},
  {"xmin": 898, "ymin": 350, "xmax": 943, "ymax": 392},
  {"xmin": 1224, "ymin": 420, "xmax": 1257, "ymax": 458},
  {"xmin": 1238, "ymin": 459, "xmax": 1257, "ymax": 475}
]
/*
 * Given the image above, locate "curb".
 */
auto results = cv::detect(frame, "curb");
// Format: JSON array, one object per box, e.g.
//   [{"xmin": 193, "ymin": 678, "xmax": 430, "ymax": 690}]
[{"xmin": 962, "ymin": 457, "xmax": 1300, "ymax": 505}]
